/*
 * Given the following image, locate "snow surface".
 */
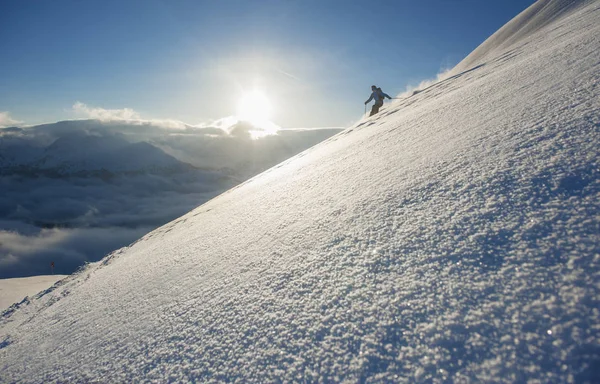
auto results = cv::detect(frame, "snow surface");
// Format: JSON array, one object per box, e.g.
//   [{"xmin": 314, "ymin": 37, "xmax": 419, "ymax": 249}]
[
  {"xmin": 0, "ymin": 276, "xmax": 67, "ymax": 311},
  {"xmin": 452, "ymin": 0, "xmax": 595, "ymax": 75},
  {"xmin": 1, "ymin": 0, "xmax": 599, "ymax": 382}
]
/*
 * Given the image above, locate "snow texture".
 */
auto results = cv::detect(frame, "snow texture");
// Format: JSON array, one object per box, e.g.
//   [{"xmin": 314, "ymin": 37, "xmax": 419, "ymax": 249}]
[
  {"xmin": 1, "ymin": 0, "xmax": 599, "ymax": 382},
  {"xmin": 0, "ymin": 276, "xmax": 68, "ymax": 311}
]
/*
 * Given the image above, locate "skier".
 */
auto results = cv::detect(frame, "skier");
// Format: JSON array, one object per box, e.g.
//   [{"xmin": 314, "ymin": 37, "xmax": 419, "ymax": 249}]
[{"xmin": 364, "ymin": 85, "xmax": 392, "ymax": 116}]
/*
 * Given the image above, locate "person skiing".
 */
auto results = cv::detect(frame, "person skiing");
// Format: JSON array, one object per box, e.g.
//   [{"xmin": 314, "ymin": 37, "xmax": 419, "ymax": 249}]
[{"xmin": 364, "ymin": 85, "xmax": 392, "ymax": 116}]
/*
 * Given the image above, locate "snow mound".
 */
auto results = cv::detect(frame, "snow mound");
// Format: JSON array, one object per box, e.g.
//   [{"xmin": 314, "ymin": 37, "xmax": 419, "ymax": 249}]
[
  {"xmin": 1, "ymin": 0, "xmax": 599, "ymax": 382},
  {"xmin": 0, "ymin": 275, "xmax": 68, "ymax": 311},
  {"xmin": 452, "ymin": 0, "xmax": 594, "ymax": 74}
]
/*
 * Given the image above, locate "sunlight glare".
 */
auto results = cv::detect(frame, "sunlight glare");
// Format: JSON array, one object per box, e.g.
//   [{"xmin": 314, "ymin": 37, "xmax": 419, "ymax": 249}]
[{"xmin": 237, "ymin": 90, "xmax": 272, "ymax": 125}]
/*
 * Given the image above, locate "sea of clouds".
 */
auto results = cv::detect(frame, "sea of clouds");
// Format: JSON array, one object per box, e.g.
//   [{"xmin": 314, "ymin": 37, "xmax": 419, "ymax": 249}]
[{"xmin": 0, "ymin": 111, "xmax": 342, "ymax": 278}]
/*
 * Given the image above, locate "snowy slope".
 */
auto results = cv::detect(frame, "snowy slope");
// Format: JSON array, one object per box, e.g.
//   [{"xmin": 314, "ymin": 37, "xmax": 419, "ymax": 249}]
[
  {"xmin": 1, "ymin": 0, "xmax": 599, "ymax": 382},
  {"xmin": 0, "ymin": 276, "xmax": 67, "ymax": 311},
  {"xmin": 451, "ymin": 0, "xmax": 594, "ymax": 74}
]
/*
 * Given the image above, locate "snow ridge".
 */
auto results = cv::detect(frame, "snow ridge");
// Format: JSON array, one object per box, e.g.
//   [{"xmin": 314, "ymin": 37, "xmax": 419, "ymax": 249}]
[{"xmin": 452, "ymin": 0, "xmax": 594, "ymax": 74}]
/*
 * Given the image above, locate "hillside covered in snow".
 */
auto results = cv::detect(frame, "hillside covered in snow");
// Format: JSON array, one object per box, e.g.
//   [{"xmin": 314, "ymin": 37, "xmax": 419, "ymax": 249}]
[
  {"xmin": 1, "ymin": 0, "xmax": 599, "ymax": 382},
  {"xmin": 0, "ymin": 276, "xmax": 67, "ymax": 311}
]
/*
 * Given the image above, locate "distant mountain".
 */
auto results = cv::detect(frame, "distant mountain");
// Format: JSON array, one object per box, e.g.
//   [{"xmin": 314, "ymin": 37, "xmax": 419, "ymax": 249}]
[
  {"xmin": 1, "ymin": 126, "xmax": 205, "ymax": 178},
  {"xmin": 40, "ymin": 134, "xmax": 189, "ymax": 174},
  {"xmin": 0, "ymin": 119, "xmax": 342, "ymax": 179}
]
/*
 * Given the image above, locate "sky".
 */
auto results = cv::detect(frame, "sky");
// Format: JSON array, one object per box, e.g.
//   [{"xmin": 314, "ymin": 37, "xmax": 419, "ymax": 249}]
[{"xmin": 0, "ymin": 0, "xmax": 536, "ymax": 128}]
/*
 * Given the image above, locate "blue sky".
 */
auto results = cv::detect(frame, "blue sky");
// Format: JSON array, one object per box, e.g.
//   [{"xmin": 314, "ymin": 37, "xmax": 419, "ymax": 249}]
[{"xmin": 0, "ymin": 0, "xmax": 535, "ymax": 128}]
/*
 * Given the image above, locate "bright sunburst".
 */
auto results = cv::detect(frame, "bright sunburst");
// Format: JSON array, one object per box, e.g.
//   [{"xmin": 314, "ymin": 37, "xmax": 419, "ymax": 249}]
[{"xmin": 236, "ymin": 90, "xmax": 272, "ymax": 125}]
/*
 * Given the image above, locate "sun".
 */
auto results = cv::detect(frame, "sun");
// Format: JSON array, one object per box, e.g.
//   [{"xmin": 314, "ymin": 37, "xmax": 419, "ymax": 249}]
[{"xmin": 236, "ymin": 90, "xmax": 272, "ymax": 125}]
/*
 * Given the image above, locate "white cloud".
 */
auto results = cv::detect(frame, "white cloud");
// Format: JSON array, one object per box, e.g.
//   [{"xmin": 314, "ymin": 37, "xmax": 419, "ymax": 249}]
[
  {"xmin": 0, "ymin": 111, "xmax": 23, "ymax": 128},
  {"xmin": 71, "ymin": 102, "xmax": 190, "ymax": 129},
  {"xmin": 72, "ymin": 102, "xmax": 141, "ymax": 121},
  {"xmin": 200, "ymin": 115, "xmax": 281, "ymax": 138},
  {"xmin": 0, "ymin": 225, "xmax": 151, "ymax": 277},
  {"xmin": 70, "ymin": 102, "xmax": 286, "ymax": 136},
  {"xmin": 199, "ymin": 116, "xmax": 239, "ymax": 130},
  {"xmin": 0, "ymin": 228, "xmax": 69, "ymax": 257}
]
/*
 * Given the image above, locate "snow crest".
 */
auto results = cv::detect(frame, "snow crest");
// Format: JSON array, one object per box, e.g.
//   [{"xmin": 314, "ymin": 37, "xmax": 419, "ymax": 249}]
[{"xmin": 452, "ymin": 0, "xmax": 594, "ymax": 74}]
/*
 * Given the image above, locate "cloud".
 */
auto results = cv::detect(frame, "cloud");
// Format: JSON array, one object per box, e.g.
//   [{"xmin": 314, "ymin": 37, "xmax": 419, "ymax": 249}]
[
  {"xmin": 274, "ymin": 67, "xmax": 302, "ymax": 82},
  {"xmin": 72, "ymin": 102, "xmax": 141, "ymax": 121},
  {"xmin": 70, "ymin": 102, "xmax": 282, "ymax": 136},
  {"xmin": 199, "ymin": 116, "xmax": 281, "ymax": 139},
  {"xmin": 0, "ymin": 118, "xmax": 343, "ymax": 278},
  {"xmin": 0, "ymin": 225, "xmax": 151, "ymax": 278},
  {"xmin": 199, "ymin": 116, "xmax": 239, "ymax": 130},
  {"xmin": 70, "ymin": 102, "xmax": 192, "ymax": 130},
  {"xmin": 0, "ymin": 112, "xmax": 23, "ymax": 128},
  {"xmin": 0, "ymin": 172, "xmax": 231, "ymax": 278},
  {"xmin": 0, "ymin": 228, "xmax": 69, "ymax": 255}
]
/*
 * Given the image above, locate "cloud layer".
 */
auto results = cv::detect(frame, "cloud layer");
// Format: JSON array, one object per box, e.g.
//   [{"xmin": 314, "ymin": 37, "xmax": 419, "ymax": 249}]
[
  {"xmin": 0, "ymin": 118, "xmax": 342, "ymax": 278},
  {"xmin": 72, "ymin": 102, "xmax": 141, "ymax": 121},
  {"xmin": 0, "ymin": 112, "xmax": 22, "ymax": 128}
]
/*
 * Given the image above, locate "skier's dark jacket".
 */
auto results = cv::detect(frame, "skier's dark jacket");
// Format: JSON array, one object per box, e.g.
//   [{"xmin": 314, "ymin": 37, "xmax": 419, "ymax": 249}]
[{"xmin": 365, "ymin": 88, "xmax": 391, "ymax": 103}]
